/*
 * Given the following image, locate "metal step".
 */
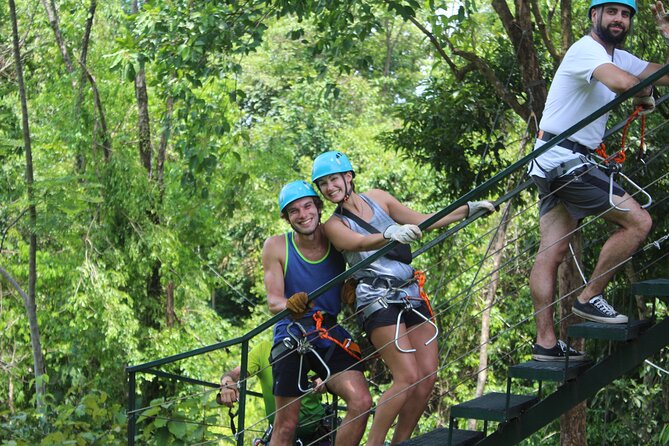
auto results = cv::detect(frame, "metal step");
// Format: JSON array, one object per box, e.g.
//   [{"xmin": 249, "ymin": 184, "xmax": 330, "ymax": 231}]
[
  {"xmin": 509, "ymin": 359, "xmax": 593, "ymax": 382},
  {"xmin": 450, "ymin": 392, "xmax": 538, "ymax": 422},
  {"xmin": 631, "ymin": 278, "xmax": 669, "ymax": 301},
  {"xmin": 568, "ymin": 319, "xmax": 652, "ymax": 341},
  {"xmin": 397, "ymin": 427, "xmax": 484, "ymax": 446}
]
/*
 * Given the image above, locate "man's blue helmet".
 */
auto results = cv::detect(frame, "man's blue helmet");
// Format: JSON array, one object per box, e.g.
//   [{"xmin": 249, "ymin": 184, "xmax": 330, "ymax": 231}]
[
  {"xmin": 589, "ymin": 0, "xmax": 636, "ymax": 18},
  {"xmin": 278, "ymin": 180, "xmax": 319, "ymax": 213},
  {"xmin": 311, "ymin": 151, "xmax": 354, "ymax": 183}
]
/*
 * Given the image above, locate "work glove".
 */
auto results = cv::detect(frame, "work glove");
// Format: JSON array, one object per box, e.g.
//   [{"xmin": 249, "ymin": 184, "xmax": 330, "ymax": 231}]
[
  {"xmin": 341, "ymin": 278, "xmax": 358, "ymax": 306},
  {"xmin": 467, "ymin": 200, "xmax": 496, "ymax": 218},
  {"xmin": 383, "ymin": 224, "xmax": 422, "ymax": 244},
  {"xmin": 286, "ymin": 291, "xmax": 311, "ymax": 319},
  {"xmin": 633, "ymin": 95, "xmax": 655, "ymax": 115}
]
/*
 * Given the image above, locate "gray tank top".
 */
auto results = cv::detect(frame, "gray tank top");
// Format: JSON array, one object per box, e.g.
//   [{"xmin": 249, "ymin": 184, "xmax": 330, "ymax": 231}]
[{"xmin": 335, "ymin": 194, "xmax": 419, "ymax": 308}]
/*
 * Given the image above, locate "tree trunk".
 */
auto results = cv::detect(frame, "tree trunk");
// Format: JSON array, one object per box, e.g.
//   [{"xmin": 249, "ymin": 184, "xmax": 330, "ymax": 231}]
[
  {"xmin": 0, "ymin": 266, "xmax": 44, "ymax": 411},
  {"xmin": 40, "ymin": 0, "xmax": 75, "ymax": 76},
  {"xmin": 132, "ymin": 0, "xmax": 153, "ymax": 176},
  {"xmin": 7, "ymin": 0, "xmax": 45, "ymax": 412},
  {"xmin": 156, "ymin": 95, "xmax": 173, "ymax": 203},
  {"xmin": 558, "ymin": 231, "xmax": 587, "ymax": 446},
  {"xmin": 468, "ymin": 202, "xmax": 513, "ymax": 430},
  {"xmin": 166, "ymin": 281, "xmax": 175, "ymax": 327}
]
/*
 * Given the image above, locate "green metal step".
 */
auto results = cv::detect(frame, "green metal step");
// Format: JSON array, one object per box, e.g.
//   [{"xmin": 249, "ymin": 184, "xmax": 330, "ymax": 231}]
[
  {"xmin": 568, "ymin": 319, "xmax": 652, "ymax": 341},
  {"xmin": 397, "ymin": 427, "xmax": 484, "ymax": 446},
  {"xmin": 450, "ymin": 392, "xmax": 538, "ymax": 422},
  {"xmin": 631, "ymin": 278, "xmax": 669, "ymax": 301},
  {"xmin": 509, "ymin": 359, "xmax": 593, "ymax": 382}
]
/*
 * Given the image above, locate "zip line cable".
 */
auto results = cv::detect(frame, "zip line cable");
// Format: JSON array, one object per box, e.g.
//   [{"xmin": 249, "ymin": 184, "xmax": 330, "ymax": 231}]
[{"xmin": 129, "ymin": 110, "xmax": 669, "ymax": 443}]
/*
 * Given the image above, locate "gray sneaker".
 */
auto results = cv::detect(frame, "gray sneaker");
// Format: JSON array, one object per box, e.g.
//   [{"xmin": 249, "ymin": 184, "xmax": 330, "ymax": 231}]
[
  {"xmin": 572, "ymin": 294, "xmax": 628, "ymax": 324},
  {"xmin": 532, "ymin": 340, "xmax": 587, "ymax": 362}
]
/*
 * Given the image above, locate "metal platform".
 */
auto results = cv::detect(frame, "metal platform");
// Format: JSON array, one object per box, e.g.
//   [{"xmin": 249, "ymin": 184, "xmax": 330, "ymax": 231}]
[
  {"xmin": 631, "ymin": 278, "xmax": 669, "ymax": 302},
  {"xmin": 450, "ymin": 392, "xmax": 538, "ymax": 422},
  {"xmin": 568, "ymin": 319, "xmax": 652, "ymax": 341},
  {"xmin": 509, "ymin": 359, "xmax": 593, "ymax": 382},
  {"xmin": 398, "ymin": 427, "xmax": 484, "ymax": 446}
]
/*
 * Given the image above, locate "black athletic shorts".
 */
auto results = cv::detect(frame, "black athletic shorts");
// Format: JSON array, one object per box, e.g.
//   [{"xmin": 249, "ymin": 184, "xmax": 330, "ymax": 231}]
[
  {"xmin": 532, "ymin": 165, "xmax": 625, "ymax": 220},
  {"xmin": 271, "ymin": 342, "xmax": 364, "ymax": 397},
  {"xmin": 360, "ymin": 300, "xmax": 433, "ymax": 334}
]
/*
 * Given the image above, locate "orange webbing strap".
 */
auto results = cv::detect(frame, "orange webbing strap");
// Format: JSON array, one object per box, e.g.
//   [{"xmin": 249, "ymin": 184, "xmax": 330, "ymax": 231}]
[
  {"xmin": 312, "ymin": 311, "xmax": 362, "ymax": 361},
  {"xmin": 414, "ymin": 270, "xmax": 434, "ymax": 319},
  {"xmin": 607, "ymin": 105, "xmax": 647, "ymax": 164}
]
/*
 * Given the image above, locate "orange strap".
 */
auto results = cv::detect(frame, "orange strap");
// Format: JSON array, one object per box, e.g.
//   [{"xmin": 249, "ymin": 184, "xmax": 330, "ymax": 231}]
[
  {"xmin": 597, "ymin": 106, "xmax": 646, "ymax": 165},
  {"xmin": 312, "ymin": 311, "xmax": 362, "ymax": 360},
  {"xmin": 414, "ymin": 270, "xmax": 434, "ymax": 319}
]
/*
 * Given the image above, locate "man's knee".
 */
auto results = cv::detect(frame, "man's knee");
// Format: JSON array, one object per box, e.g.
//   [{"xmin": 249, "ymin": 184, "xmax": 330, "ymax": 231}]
[{"xmin": 346, "ymin": 386, "xmax": 372, "ymax": 413}]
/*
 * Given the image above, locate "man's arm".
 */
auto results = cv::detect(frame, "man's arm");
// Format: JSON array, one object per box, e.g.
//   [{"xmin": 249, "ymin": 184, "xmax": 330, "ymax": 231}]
[
  {"xmin": 263, "ymin": 235, "xmax": 288, "ymax": 315},
  {"xmin": 633, "ymin": 2, "xmax": 669, "ymax": 85},
  {"xmin": 592, "ymin": 64, "xmax": 654, "ymax": 96}
]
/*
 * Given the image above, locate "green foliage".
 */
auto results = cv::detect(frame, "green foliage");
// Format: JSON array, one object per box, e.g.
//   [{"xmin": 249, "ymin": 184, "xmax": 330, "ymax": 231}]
[{"xmin": 2, "ymin": 0, "xmax": 669, "ymax": 444}]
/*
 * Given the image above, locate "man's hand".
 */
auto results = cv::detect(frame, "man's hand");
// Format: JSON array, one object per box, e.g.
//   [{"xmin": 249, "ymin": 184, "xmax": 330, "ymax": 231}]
[
  {"xmin": 216, "ymin": 376, "xmax": 239, "ymax": 407},
  {"xmin": 467, "ymin": 200, "xmax": 497, "ymax": 218},
  {"xmin": 312, "ymin": 377, "xmax": 327, "ymax": 394},
  {"xmin": 652, "ymin": 1, "xmax": 669, "ymax": 45},
  {"xmin": 286, "ymin": 292, "xmax": 311, "ymax": 319},
  {"xmin": 341, "ymin": 278, "xmax": 357, "ymax": 306},
  {"xmin": 383, "ymin": 224, "xmax": 422, "ymax": 244},
  {"xmin": 633, "ymin": 95, "xmax": 655, "ymax": 115}
]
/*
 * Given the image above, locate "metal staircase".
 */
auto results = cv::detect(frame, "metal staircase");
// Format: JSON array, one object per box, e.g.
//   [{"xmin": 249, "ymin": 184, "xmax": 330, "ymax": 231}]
[{"xmin": 400, "ymin": 279, "xmax": 669, "ymax": 446}]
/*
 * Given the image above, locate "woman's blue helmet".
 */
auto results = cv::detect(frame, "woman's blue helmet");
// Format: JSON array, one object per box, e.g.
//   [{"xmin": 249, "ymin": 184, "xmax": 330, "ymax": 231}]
[
  {"xmin": 278, "ymin": 180, "xmax": 319, "ymax": 213},
  {"xmin": 589, "ymin": 0, "xmax": 636, "ymax": 18},
  {"xmin": 311, "ymin": 151, "xmax": 354, "ymax": 183}
]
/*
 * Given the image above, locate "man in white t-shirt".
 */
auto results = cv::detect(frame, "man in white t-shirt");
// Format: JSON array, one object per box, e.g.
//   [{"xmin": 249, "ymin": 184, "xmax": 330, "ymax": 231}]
[{"xmin": 529, "ymin": 0, "xmax": 669, "ymax": 361}]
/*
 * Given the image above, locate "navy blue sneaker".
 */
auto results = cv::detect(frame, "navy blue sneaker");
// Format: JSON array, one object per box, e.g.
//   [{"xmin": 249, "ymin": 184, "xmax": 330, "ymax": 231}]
[
  {"xmin": 532, "ymin": 340, "xmax": 587, "ymax": 362},
  {"xmin": 572, "ymin": 294, "xmax": 628, "ymax": 324}
]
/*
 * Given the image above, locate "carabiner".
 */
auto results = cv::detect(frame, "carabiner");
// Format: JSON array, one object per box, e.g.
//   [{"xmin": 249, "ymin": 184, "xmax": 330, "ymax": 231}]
[
  {"xmin": 287, "ymin": 320, "xmax": 332, "ymax": 393},
  {"xmin": 609, "ymin": 169, "xmax": 652, "ymax": 211},
  {"xmin": 391, "ymin": 290, "xmax": 439, "ymax": 353}
]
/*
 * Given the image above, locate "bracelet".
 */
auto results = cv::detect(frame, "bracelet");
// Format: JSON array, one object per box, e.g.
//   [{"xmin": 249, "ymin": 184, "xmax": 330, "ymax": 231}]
[{"xmin": 663, "ymin": 34, "xmax": 669, "ymax": 47}]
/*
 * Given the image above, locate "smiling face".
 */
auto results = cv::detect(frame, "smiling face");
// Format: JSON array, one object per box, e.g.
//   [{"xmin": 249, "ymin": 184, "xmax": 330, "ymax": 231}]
[
  {"xmin": 315, "ymin": 172, "xmax": 352, "ymax": 203},
  {"xmin": 592, "ymin": 4, "xmax": 632, "ymax": 44},
  {"xmin": 284, "ymin": 196, "xmax": 321, "ymax": 235}
]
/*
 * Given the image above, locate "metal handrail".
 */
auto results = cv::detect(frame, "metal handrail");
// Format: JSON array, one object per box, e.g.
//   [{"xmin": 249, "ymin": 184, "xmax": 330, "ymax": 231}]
[{"xmin": 126, "ymin": 64, "xmax": 669, "ymax": 446}]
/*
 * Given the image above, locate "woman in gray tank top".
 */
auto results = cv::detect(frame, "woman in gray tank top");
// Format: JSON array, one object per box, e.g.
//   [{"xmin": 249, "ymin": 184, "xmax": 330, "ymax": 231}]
[{"xmin": 311, "ymin": 151, "xmax": 496, "ymax": 445}]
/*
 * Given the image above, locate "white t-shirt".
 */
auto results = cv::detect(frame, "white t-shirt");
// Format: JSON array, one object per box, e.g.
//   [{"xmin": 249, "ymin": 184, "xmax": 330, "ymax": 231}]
[{"xmin": 530, "ymin": 35, "xmax": 649, "ymax": 178}]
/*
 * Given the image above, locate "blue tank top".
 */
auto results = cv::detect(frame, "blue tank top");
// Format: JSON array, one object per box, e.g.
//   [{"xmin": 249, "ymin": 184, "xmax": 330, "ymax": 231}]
[{"xmin": 273, "ymin": 232, "xmax": 346, "ymax": 343}]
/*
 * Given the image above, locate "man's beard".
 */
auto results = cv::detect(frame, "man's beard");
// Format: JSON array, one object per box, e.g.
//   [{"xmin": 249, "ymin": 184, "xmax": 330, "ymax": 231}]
[{"xmin": 596, "ymin": 17, "xmax": 629, "ymax": 45}]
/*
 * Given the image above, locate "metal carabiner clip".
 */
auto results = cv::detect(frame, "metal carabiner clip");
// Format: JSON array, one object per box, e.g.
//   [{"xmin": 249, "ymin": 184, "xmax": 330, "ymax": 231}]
[
  {"xmin": 609, "ymin": 168, "xmax": 652, "ymax": 212},
  {"xmin": 391, "ymin": 290, "xmax": 439, "ymax": 353},
  {"xmin": 287, "ymin": 321, "xmax": 332, "ymax": 393}
]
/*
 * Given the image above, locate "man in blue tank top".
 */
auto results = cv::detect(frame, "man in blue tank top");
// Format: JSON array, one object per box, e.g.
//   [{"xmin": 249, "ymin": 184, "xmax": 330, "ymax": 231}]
[{"xmin": 262, "ymin": 180, "xmax": 371, "ymax": 446}]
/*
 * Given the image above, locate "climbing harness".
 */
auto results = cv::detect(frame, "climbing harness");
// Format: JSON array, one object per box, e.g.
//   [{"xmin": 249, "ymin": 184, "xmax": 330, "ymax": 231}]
[
  {"xmin": 593, "ymin": 106, "xmax": 653, "ymax": 212},
  {"xmin": 359, "ymin": 271, "xmax": 438, "ymax": 353},
  {"xmin": 229, "ymin": 406, "xmax": 238, "ymax": 437},
  {"xmin": 277, "ymin": 320, "xmax": 332, "ymax": 393},
  {"xmin": 311, "ymin": 311, "xmax": 362, "ymax": 361},
  {"xmin": 271, "ymin": 312, "xmax": 362, "ymax": 393}
]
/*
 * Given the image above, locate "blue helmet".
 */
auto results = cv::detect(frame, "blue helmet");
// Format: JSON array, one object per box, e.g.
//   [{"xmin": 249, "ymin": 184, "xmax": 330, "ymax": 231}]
[
  {"xmin": 311, "ymin": 151, "xmax": 354, "ymax": 183},
  {"xmin": 278, "ymin": 180, "xmax": 319, "ymax": 213},
  {"xmin": 589, "ymin": 0, "xmax": 636, "ymax": 18}
]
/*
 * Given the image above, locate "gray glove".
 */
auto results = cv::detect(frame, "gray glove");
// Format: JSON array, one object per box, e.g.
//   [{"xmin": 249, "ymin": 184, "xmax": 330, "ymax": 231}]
[
  {"xmin": 467, "ymin": 201, "xmax": 496, "ymax": 218},
  {"xmin": 633, "ymin": 95, "xmax": 655, "ymax": 115},
  {"xmin": 383, "ymin": 224, "xmax": 422, "ymax": 244}
]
